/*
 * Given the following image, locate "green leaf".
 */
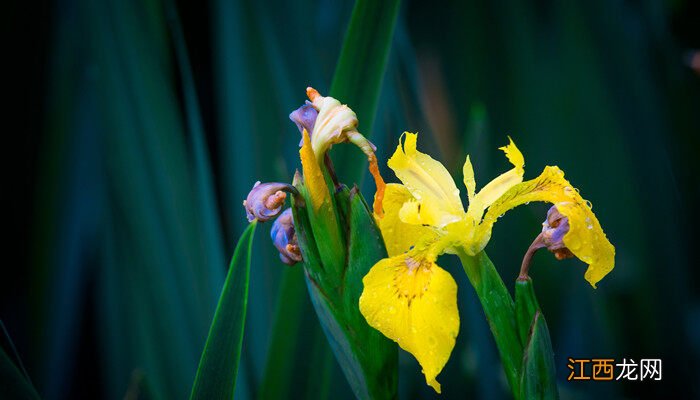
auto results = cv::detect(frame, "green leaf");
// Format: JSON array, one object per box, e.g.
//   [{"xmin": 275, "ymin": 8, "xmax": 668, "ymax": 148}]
[
  {"xmin": 0, "ymin": 347, "xmax": 40, "ymax": 400},
  {"xmin": 0, "ymin": 322, "xmax": 40, "ymax": 400},
  {"xmin": 457, "ymin": 250, "xmax": 523, "ymax": 399},
  {"xmin": 190, "ymin": 221, "xmax": 257, "ymax": 400},
  {"xmin": 259, "ymin": 267, "xmax": 306, "ymax": 400},
  {"xmin": 515, "ymin": 277, "xmax": 541, "ymax": 348},
  {"xmin": 519, "ymin": 312, "xmax": 559, "ymax": 400},
  {"xmin": 303, "ymin": 190, "xmax": 397, "ymax": 400},
  {"xmin": 329, "ymin": 0, "xmax": 402, "ymax": 183}
]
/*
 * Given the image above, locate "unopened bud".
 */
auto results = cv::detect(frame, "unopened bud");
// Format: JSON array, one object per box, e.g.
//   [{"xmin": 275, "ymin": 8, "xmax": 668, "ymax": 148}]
[
  {"xmin": 541, "ymin": 206, "xmax": 574, "ymax": 260},
  {"xmin": 289, "ymin": 101, "xmax": 319, "ymax": 146},
  {"xmin": 271, "ymin": 208, "xmax": 302, "ymax": 265},
  {"xmin": 243, "ymin": 181, "xmax": 298, "ymax": 222}
]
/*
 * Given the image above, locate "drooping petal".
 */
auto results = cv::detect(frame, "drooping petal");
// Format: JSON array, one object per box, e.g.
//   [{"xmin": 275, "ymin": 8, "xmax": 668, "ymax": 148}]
[
  {"xmin": 377, "ymin": 183, "xmax": 435, "ymax": 256},
  {"xmin": 557, "ymin": 201, "xmax": 615, "ymax": 288},
  {"xmin": 359, "ymin": 253, "xmax": 459, "ymax": 393},
  {"xmin": 388, "ymin": 133, "xmax": 464, "ymax": 227},
  {"xmin": 467, "ymin": 138, "xmax": 526, "ymax": 221},
  {"xmin": 475, "ymin": 166, "xmax": 615, "ymax": 287}
]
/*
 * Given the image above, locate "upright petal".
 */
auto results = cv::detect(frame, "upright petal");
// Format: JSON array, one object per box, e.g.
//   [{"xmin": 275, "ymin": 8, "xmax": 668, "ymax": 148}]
[
  {"xmin": 462, "ymin": 155, "xmax": 476, "ymax": 202},
  {"xmin": 468, "ymin": 138, "xmax": 526, "ymax": 220},
  {"xmin": 377, "ymin": 183, "xmax": 435, "ymax": 256},
  {"xmin": 359, "ymin": 252, "xmax": 459, "ymax": 393},
  {"xmin": 388, "ymin": 133, "xmax": 464, "ymax": 227},
  {"xmin": 475, "ymin": 166, "xmax": 615, "ymax": 287}
]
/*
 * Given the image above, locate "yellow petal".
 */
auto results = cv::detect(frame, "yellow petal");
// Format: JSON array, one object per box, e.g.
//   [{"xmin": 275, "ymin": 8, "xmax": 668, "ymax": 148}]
[
  {"xmin": 499, "ymin": 136, "xmax": 524, "ymax": 174},
  {"xmin": 359, "ymin": 253, "xmax": 460, "ymax": 393},
  {"xmin": 468, "ymin": 138, "xmax": 526, "ymax": 220},
  {"xmin": 476, "ymin": 166, "xmax": 615, "ymax": 287},
  {"xmin": 377, "ymin": 184, "xmax": 434, "ymax": 256},
  {"xmin": 462, "ymin": 155, "xmax": 476, "ymax": 202},
  {"xmin": 388, "ymin": 133, "xmax": 464, "ymax": 227},
  {"xmin": 557, "ymin": 201, "xmax": 615, "ymax": 288},
  {"xmin": 299, "ymin": 129, "xmax": 331, "ymax": 211}
]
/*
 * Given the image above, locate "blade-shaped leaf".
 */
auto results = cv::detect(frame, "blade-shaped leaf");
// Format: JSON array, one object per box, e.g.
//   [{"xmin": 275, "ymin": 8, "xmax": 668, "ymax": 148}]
[
  {"xmin": 0, "ymin": 322, "xmax": 40, "ymax": 400},
  {"xmin": 515, "ymin": 276, "xmax": 541, "ymax": 348},
  {"xmin": 329, "ymin": 0, "xmax": 401, "ymax": 183},
  {"xmin": 190, "ymin": 221, "xmax": 257, "ymax": 400},
  {"xmin": 520, "ymin": 312, "xmax": 558, "ymax": 400},
  {"xmin": 304, "ymin": 190, "xmax": 397, "ymax": 400},
  {"xmin": 457, "ymin": 250, "xmax": 523, "ymax": 398}
]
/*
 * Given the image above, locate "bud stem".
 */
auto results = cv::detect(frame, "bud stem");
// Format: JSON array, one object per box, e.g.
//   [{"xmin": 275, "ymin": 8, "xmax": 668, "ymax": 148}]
[{"xmin": 519, "ymin": 232, "xmax": 545, "ymax": 279}]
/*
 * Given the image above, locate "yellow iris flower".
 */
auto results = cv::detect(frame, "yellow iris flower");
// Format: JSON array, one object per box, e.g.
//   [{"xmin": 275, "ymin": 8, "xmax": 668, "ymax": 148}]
[{"xmin": 359, "ymin": 132, "xmax": 614, "ymax": 392}]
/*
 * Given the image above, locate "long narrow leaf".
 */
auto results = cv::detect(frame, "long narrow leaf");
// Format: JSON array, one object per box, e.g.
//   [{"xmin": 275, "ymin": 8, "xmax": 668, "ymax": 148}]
[
  {"xmin": 190, "ymin": 221, "xmax": 257, "ymax": 400},
  {"xmin": 329, "ymin": 0, "xmax": 401, "ymax": 183}
]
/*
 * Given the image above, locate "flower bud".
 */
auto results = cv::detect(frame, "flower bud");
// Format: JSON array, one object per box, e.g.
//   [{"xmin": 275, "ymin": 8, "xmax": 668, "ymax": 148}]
[
  {"xmin": 541, "ymin": 206, "xmax": 574, "ymax": 260},
  {"xmin": 289, "ymin": 101, "xmax": 318, "ymax": 146},
  {"xmin": 243, "ymin": 181, "xmax": 297, "ymax": 222},
  {"xmin": 270, "ymin": 208, "xmax": 302, "ymax": 265}
]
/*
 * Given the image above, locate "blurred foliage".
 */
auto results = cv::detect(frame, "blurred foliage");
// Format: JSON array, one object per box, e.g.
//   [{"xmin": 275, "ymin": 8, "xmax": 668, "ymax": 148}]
[{"xmin": 3, "ymin": 0, "xmax": 700, "ymax": 399}]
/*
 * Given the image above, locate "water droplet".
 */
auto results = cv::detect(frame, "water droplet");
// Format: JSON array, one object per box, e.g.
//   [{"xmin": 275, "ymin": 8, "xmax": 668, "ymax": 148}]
[
  {"xmin": 585, "ymin": 200, "xmax": 593, "ymax": 209},
  {"xmin": 525, "ymin": 201, "xmax": 530, "ymax": 205}
]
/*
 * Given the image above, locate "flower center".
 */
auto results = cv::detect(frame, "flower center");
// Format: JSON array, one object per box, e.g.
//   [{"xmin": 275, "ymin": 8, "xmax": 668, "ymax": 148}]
[{"xmin": 393, "ymin": 257, "xmax": 433, "ymax": 306}]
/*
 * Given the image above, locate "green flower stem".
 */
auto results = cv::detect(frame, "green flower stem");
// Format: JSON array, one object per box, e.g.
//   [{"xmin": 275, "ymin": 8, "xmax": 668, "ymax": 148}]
[{"xmin": 457, "ymin": 249, "xmax": 523, "ymax": 399}]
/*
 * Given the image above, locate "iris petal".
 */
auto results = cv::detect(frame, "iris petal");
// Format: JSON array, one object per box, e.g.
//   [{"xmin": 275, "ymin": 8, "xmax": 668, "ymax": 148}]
[
  {"xmin": 359, "ymin": 253, "xmax": 459, "ymax": 393},
  {"xmin": 388, "ymin": 133, "xmax": 464, "ymax": 227},
  {"xmin": 476, "ymin": 166, "xmax": 615, "ymax": 287},
  {"xmin": 378, "ymin": 184, "xmax": 435, "ymax": 256},
  {"xmin": 468, "ymin": 138, "xmax": 526, "ymax": 221}
]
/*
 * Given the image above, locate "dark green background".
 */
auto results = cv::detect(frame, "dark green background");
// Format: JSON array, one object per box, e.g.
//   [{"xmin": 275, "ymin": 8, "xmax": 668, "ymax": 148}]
[{"xmin": 5, "ymin": 0, "xmax": 699, "ymax": 399}]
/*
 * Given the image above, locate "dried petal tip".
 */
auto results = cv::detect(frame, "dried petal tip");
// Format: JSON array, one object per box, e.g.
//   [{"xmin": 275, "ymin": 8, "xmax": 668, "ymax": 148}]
[
  {"xmin": 306, "ymin": 87, "xmax": 320, "ymax": 102},
  {"xmin": 542, "ymin": 206, "xmax": 574, "ymax": 260},
  {"xmin": 243, "ymin": 181, "xmax": 297, "ymax": 222},
  {"xmin": 271, "ymin": 208, "xmax": 302, "ymax": 265}
]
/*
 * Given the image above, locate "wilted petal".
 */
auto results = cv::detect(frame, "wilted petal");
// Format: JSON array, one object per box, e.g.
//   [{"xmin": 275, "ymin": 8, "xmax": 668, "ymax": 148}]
[
  {"xmin": 271, "ymin": 208, "xmax": 302, "ymax": 265},
  {"xmin": 359, "ymin": 252, "xmax": 459, "ymax": 393},
  {"xmin": 243, "ymin": 181, "xmax": 297, "ymax": 222}
]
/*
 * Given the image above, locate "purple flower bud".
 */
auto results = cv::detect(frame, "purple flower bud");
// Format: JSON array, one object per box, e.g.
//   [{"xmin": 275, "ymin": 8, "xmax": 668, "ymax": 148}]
[
  {"xmin": 271, "ymin": 208, "xmax": 302, "ymax": 265},
  {"xmin": 541, "ymin": 206, "xmax": 574, "ymax": 260},
  {"xmin": 243, "ymin": 181, "xmax": 297, "ymax": 222},
  {"xmin": 289, "ymin": 101, "xmax": 318, "ymax": 146}
]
